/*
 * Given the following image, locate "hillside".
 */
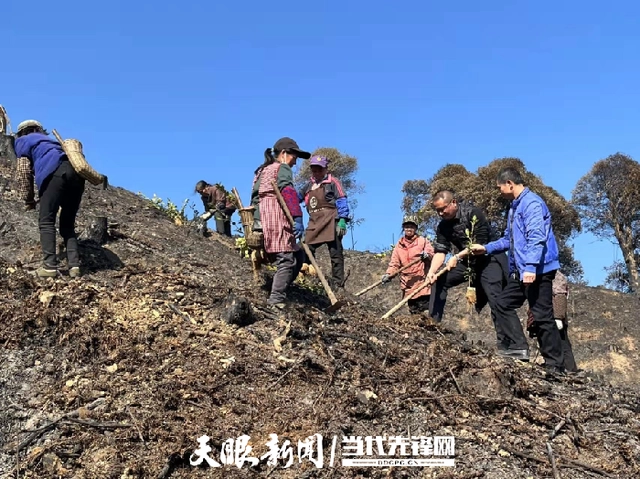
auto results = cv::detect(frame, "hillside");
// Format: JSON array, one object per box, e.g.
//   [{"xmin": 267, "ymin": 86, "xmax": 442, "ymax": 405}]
[
  {"xmin": 1, "ymin": 159, "xmax": 639, "ymax": 478},
  {"xmin": 330, "ymin": 252, "xmax": 640, "ymax": 388}
]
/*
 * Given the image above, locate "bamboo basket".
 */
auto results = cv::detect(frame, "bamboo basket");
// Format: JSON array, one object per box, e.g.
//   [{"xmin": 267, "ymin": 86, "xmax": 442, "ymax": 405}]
[
  {"xmin": 238, "ymin": 207, "xmax": 263, "ymax": 249},
  {"xmin": 52, "ymin": 130, "xmax": 107, "ymax": 187}
]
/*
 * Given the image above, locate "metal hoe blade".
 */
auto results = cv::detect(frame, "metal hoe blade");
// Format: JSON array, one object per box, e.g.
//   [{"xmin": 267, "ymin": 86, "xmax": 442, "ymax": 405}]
[{"xmin": 324, "ymin": 300, "xmax": 345, "ymax": 313}]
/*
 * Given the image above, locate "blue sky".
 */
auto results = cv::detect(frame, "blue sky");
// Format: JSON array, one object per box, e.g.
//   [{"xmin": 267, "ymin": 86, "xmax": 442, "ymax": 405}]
[{"xmin": 3, "ymin": 0, "xmax": 638, "ymax": 287}]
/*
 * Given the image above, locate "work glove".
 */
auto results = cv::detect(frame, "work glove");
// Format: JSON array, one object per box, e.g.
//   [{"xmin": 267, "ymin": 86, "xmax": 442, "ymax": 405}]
[
  {"xmin": 381, "ymin": 273, "xmax": 391, "ymax": 284},
  {"xmin": 420, "ymin": 251, "xmax": 431, "ymax": 261},
  {"xmin": 555, "ymin": 319, "xmax": 564, "ymax": 330},
  {"xmin": 200, "ymin": 211, "xmax": 213, "ymax": 221},
  {"xmin": 337, "ymin": 218, "xmax": 347, "ymax": 237},
  {"xmin": 294, "ymin": 216, "xmax": 305, "ymax": 239}
]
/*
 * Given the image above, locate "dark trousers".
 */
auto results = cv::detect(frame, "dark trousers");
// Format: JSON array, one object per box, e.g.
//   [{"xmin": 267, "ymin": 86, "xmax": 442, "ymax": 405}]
[
  {"xmin": 268, "ymin": 249, "xmax": 305, "ymax": 304},
  {"xmin": 38, "ymin": 160, "xmax": 85, "ymax": 268},
  {"xmin": 306, "ymin": 232, "xmax": 345, "ymax": 287},
  {"xmin": 495, "ymin": 271, "xmax": 564, "ymax": 369},
  {"xmin": 430, "ymin": 256, "xmax": 528, "ymax": 350},
  {"xmin": 406, "ymin": 294, "xmax": 430, "ymax": 315},
  {"xmin": 559, "ymin": 323, "xmax": 578, "ymax": 372},
  {"xmin": 215, "ymin": 217, "xmax": 231, "ymax": 236}
]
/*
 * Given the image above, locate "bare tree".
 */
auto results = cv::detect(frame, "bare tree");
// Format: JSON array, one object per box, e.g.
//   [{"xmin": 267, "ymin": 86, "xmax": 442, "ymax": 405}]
[
  {"xmin": 346, "ymin": 198, "xmax": 365, "ymax": 250},
  {"xmin": 573, "ymin": 153, "xmax": 640, "ymax": 293},
  {"xmin": 603, "ymin": 260, "xmax": 635, "ymax": 293}
]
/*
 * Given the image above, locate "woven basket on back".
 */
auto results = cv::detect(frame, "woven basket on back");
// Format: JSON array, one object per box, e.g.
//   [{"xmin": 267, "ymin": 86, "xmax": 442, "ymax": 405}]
[
  {"xmin": 63, "ymin": 139, "xmax": 106, "ymax": 186},
  {"xmin": 239, "ymin": 207, "xmax": 263, "ymax": 249}
]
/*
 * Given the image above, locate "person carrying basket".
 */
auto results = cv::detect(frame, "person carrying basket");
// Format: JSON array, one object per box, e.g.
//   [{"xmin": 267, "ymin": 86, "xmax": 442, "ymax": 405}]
[{"xmin": 14, "ymin": 120, "xmax": 87, "ymax": 278}]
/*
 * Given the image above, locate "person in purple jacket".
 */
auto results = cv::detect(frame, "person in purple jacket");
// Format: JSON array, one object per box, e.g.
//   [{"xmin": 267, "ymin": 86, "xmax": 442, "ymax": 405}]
[
  {"xmin": 14, "ymin": 120, "xmax": 85, "ymax": 278},
  {"xmin": 470, "ymin": 166, "xmax": 565, "ymax": 375}
]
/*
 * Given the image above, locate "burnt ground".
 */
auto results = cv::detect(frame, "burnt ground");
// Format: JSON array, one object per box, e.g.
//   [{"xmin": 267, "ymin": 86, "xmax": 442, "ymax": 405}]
[
  {"xmin": 1, "ymin": 159, "xmax": 639, "ymax": 478},
  {"xmin": 333, "ymin": 252, "xmax": 640, "ymax": 388}
]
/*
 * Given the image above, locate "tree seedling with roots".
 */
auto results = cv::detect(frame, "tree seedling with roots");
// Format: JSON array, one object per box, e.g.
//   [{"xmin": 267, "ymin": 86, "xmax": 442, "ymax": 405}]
[{"xmin": 463, "ymin": 215, "xmax": 479, "ymax": 308}]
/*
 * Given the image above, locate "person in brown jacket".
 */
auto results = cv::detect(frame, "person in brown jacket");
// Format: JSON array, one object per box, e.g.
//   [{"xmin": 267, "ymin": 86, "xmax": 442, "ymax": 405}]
[
  {"xmin": 195, "ymin": 181, "xmax": 236, "ymax": 237},
  {"xmin": 527, "ymin": 270, "xmax": 578, "ymax": 372}
]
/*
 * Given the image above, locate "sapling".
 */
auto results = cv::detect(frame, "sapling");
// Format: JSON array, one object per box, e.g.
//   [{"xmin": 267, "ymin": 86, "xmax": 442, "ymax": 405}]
[{"xmin": 463, "ymin": 215, "xmax": 479, "ymax": 307}]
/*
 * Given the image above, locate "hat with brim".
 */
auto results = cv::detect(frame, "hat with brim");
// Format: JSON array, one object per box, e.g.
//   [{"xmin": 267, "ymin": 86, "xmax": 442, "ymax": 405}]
[
  {"xmin": 309, "ymin": 155, "xmax": 329, "ymax": 168},
  {"xmin": 273, "ymin": 137, "xmax": 311, "ymax": 159},
  {"xmin": 17, "ymin": 119, "xmax": 43, "ymax": 133},
  {"xmin": 402, "ymin": 215, "xmax": 419, "ymax": 227}
]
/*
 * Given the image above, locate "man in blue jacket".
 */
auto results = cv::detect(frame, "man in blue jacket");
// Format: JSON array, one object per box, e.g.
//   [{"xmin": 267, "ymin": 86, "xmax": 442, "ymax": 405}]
[
  {"xmin": 470, "ymin": 166, "xmax": 565, "ymax": 375},
  {"xmin": 14, "ymin": 120, "xmax": 85, "ymax": 278}
]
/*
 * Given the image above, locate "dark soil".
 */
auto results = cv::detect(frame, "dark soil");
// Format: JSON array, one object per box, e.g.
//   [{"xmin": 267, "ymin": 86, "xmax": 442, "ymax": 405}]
[
  {"xmin": 1, "ymin": 160, "xmax": 639, "ymax": 478},
  {"xmin": 331, "ymin": 250, "xmax": 640, "ymax": 388}
]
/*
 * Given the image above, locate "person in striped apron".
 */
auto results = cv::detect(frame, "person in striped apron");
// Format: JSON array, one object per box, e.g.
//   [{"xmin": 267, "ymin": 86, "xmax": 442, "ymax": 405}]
[{"xmin": 250, "ymin": 138, "xmax": 310, "ymax": 309}]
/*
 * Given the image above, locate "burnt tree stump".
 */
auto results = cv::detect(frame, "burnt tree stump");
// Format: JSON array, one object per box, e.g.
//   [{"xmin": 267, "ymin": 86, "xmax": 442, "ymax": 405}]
[
  {"xmin": 221, "ymin": 292, "xmax": 254, "ymax": 326},
  {"xmin": 82, "ymin": 216, "xmax": 109, "ymax": 244},
  {"xmin": 0, "ymin": 134, "xmax": 17, "ymax": 165}
]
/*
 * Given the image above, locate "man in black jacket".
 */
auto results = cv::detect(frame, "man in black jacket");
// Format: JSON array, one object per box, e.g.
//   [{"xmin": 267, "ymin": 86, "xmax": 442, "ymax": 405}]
[{"xmin": 426, "ymin": 190, "xmax": 529, "ymax": 360}]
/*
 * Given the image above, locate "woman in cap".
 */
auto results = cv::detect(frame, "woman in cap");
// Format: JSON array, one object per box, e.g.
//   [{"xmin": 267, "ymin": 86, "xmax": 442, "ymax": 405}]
[
  {"xmin": 250, "ymin": 137, "xmax": 310, "ymax": 309},
  {"xmin": 14, "ymin": 120, "xmax": 85, "ymax": 278},
  {"xmin": 381, "ymin": 215, "xmax": 434, "ymax": 316},
  {"xmin": 298, "ymin": 155, "xmax": 350, "ymax": 289}
]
